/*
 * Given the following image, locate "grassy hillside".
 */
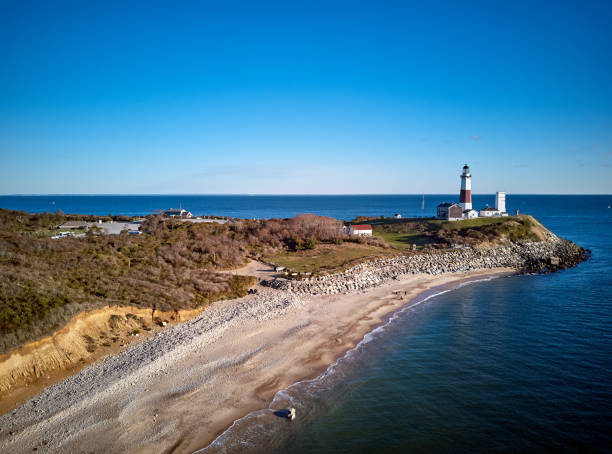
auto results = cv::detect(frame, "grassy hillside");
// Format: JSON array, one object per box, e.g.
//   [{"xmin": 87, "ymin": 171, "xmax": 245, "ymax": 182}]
[
  {"xmin": 363, "ymin": 215, "xmax": 545, "ymax": 249},
  {"xmin": 264, "ymin": 215, "xmax": 550, "ymax": 275}
]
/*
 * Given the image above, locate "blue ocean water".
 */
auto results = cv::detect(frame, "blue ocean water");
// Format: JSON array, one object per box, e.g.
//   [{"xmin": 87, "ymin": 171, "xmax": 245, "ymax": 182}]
[
  {"xmin": 0, "ymin": 194, "xmax": 572, "ymax": 220},
  {"xmin": 2, "ymin": 195, "xmax": 612, "ymax": 452},
  {"xmin": 197, "ymin": 195, "xmax": 610, "ymax": 454},
  {"xmin": 271, "ymin": 196, "xmax": 612, "ymax": 453}
]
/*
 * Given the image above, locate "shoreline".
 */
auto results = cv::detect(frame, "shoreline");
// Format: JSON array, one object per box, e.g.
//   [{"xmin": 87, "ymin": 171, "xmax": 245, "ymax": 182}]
[
  {"xmin": 199, "ymin": 270, "xmax": 513, "ymax": 453},
  {"xmin": 0, "ymin": 267, "xmax": 514, "ymax": 454}
]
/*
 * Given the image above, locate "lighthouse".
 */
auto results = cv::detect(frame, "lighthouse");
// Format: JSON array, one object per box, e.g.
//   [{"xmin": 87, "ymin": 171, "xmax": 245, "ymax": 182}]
[{"xmin": 459, "ymin": 164, "xmax": 472, "ymax": 210}]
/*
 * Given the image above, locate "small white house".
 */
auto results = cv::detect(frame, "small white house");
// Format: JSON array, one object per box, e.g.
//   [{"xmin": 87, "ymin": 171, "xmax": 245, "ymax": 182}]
[
  {"xmin": 394, "ymin": 213, "xmax": 402, "ymax": 219},
  {"xmin": 349, "ymin": 224, "xmax": 373, "ymax": 236},
  {"xmin": 463, "ymin": 209, "xmax": 479, "ymax": 219},
  {"xmin": 479, "ymin": 206, "xmax": 502, "ymax": 217}
]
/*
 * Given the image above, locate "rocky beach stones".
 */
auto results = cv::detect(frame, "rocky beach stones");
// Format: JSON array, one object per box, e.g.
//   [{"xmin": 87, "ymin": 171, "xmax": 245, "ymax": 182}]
[{"xmin": 262, "ymin": 239, "xmax": 587, "ymax": 295}]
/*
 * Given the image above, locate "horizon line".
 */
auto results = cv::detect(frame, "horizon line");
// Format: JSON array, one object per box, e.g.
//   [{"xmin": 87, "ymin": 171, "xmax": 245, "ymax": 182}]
[{"xmin": 1, "ymin": 193, "xmax": 611, "ymax": 197}]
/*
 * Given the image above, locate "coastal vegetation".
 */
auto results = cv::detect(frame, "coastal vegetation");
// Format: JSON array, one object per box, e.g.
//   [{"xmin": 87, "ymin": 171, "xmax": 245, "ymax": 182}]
[
  {"xmin": 0, "ymin": 210, "xmax": 343, "ymax": 352},
  {"xmin": 0, "ymin": 209, "xmax": 553, "ymax": 353},
  {"xmin": 268, "ymin": 215, "xmax": 550, "ymax": 275},
  {"xmin": 364, "ymin": 216, "xmax": 545, "ymax": 249}
]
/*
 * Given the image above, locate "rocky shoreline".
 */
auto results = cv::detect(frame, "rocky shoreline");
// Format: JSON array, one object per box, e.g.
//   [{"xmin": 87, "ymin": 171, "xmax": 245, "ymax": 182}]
[{"xmin": 262, "ymin": 239, "xmax": 588, "ymax": 295}]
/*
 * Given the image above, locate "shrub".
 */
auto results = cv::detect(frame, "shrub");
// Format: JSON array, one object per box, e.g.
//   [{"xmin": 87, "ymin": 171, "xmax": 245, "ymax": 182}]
[{"xmin": 304, "ymin": 238, "xmax": 317, "ymax": 249}]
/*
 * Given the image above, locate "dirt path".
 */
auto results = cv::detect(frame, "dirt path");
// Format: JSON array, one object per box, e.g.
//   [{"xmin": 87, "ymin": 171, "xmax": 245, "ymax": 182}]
[{"xmin": 222, "ymin": 259, "xmax": 277, "ymax": 281}]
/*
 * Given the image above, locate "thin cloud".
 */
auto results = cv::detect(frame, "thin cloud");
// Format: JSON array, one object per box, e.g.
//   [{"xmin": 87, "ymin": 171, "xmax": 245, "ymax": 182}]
[{"xmin": 471, "ymin": 134, "xmax": 480, "ymax": 140}]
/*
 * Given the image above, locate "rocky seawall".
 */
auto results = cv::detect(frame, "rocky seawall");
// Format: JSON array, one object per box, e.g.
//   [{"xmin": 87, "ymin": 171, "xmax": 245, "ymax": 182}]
[{"xmin": 262, "ymin": 239, "xmax": 588, "ymax": 295}]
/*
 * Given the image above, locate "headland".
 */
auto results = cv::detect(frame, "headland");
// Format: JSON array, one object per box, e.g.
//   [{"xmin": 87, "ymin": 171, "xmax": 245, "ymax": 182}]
[{"xmin": 0, "ymin": 206, "xmax": 588, "ymax": 453}]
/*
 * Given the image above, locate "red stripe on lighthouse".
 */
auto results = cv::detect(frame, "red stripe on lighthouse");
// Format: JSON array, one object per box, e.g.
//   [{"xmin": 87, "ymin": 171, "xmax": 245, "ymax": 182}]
[{"xmin": 460, "ymin": 189, "xmax": 472, "ymax": 203}]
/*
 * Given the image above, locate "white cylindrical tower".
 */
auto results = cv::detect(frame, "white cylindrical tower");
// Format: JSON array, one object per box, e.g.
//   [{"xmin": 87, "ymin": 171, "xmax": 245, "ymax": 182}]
[
  {"xmin": 459, "ymin": 164, "xmax": 472, "ymax": 210},
  {"xmin": 495, "ymin": 191, "xmax": 506, "ymax": 213}
]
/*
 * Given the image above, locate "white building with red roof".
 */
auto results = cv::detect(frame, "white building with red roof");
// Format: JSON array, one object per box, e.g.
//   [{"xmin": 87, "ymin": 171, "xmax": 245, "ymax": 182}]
[{"xmin": 349, "ymin": 224, "xmax": 373, "ymax": 236}]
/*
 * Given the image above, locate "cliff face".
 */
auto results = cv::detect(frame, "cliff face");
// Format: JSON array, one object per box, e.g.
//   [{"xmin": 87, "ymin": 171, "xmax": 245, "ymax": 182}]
[
  {"xmin": 0, "ymin": 305, "xmax": 205, "ymax": 405},
  {"xmin": 262, "ymin": 238, "xmax": 588, "ymax": 295}
]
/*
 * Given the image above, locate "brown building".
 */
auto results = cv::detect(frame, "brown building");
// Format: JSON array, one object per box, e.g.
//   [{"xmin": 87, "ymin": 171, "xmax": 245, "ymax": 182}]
[{"xmin": 437, "ymin": 203, "xmax": 463, "ymax": 221}]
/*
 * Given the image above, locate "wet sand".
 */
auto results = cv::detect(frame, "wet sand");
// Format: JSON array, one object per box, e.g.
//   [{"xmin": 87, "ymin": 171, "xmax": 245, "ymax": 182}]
[{"xmin": 0, "ymin": 268, "xmax": 513, "ymax": 454}]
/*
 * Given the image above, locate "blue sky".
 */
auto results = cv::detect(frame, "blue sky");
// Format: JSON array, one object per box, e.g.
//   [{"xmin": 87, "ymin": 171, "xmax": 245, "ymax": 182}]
[{"xmin": 1, "ymin": 0, "xmax": 611, "ymax": 194}]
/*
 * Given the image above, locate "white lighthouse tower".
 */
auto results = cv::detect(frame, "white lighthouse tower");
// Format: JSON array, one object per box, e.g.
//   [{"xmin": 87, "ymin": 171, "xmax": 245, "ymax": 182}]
[
  {"xmin": 459, "ymin": 164, "xmax": 472, "ymax": 210},
  {"xmin": 495, "ymin": 191, "xmax": 506, "ymax": 213}
]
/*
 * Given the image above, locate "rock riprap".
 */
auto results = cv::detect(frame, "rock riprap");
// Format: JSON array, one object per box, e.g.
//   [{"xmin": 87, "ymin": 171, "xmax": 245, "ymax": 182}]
[{"xmin": 262, "ymin": 239, "xmax": 587, "ymax": 295}]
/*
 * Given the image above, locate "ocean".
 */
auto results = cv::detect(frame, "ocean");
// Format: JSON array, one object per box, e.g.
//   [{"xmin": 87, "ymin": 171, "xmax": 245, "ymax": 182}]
[
  {"xmin": 2, "ymin": 195, "xmax": 611, "ymax": 452},
  {"xmin": 0, "ymin": 194, "xmax": 565, "ymax": 220}
]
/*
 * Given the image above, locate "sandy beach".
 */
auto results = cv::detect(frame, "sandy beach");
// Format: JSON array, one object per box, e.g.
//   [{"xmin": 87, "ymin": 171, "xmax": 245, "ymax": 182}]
[{"xmin": 0, "ymin": 267, "xmax": 513, "ymax": 454}]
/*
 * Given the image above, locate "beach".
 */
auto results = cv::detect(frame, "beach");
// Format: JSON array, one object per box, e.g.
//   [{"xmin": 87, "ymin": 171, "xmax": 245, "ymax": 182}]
[{"xmin": 0, "ymin": 267, "xmax": 512, "ymax": 453}]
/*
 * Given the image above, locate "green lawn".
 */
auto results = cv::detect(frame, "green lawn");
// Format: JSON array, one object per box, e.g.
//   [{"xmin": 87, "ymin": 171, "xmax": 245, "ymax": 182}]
[
  {"xmin": 373, "ymin": 229, "xmax": 435, "ymax": 250},
  {"xmin": 266, "ymin": 242, "xmax": 397, "ymax": 273}
]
